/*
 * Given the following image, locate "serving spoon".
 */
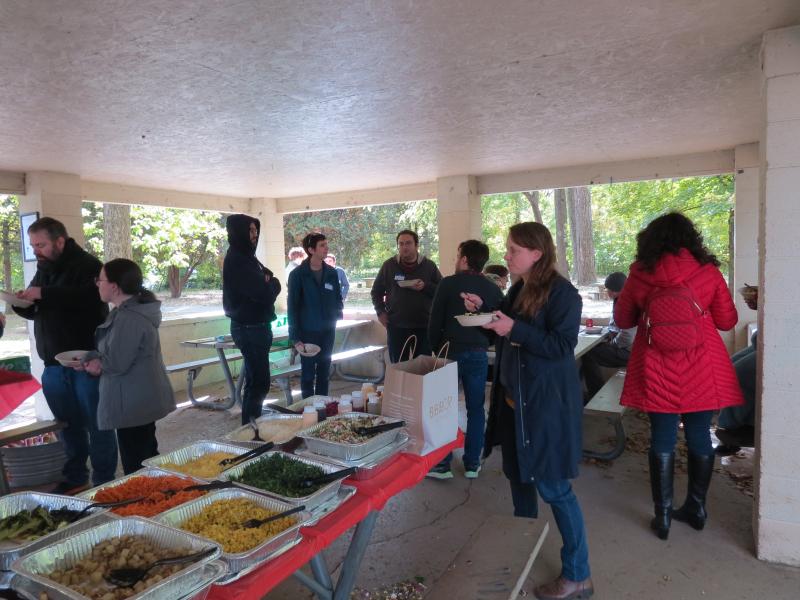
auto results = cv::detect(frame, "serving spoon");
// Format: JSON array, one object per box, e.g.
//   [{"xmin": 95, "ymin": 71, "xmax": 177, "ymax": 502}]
[{"xmin": 105, "ymin": 547, "xmax": 216, "ymax": 588}]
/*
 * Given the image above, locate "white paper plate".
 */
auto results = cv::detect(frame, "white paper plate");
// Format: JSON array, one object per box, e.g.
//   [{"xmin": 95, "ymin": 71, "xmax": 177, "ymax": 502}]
[
  {"xmin": 396, "ymin": 279, "xmax": 420, "ymax": 288},
  {"xmin": 297, "ymin": 343, "xmax": 321, "ymax": 357},
  {"xmin": 583, "ymin": 326, "xmax": 603, "ymax": 335},
  {"xmin": 0, "ymin": 290, "xmax": 33, "ymax": 308},
  {"xmin": 455, "ymin": 313, "xmax": 495, "ymax": 327},
  {"xmin": 54, "ymin": 350, "xmax": 89, "ymax": 368}
]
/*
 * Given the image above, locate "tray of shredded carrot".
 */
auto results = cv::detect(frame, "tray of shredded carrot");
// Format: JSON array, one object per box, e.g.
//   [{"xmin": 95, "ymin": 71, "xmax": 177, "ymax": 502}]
[
  {"xmin": 143, "ymin": 441, "xmax": 248, "ymax": 480},
  {"xmin": 156, "ymin": 489, "xmax": 308, "ymax": 578},
  {"xmin": 79, "ymin": 468, "xmax": 208, "ymax": 518}
]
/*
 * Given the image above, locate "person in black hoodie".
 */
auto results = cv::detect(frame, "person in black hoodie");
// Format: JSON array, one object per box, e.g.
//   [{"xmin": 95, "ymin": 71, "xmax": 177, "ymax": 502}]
[
  {"xmin": 223, "ymin": 214, "xmax": 281, "ymax": 425},
  {"xmin": 14, "ymin": 217, "xmax": 117, "ymax": 493}
]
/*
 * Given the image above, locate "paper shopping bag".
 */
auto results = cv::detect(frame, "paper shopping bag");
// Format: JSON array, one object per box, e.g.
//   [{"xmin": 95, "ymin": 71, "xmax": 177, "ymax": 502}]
[{"xmin": 382, "ymin": 338, "xmax": 458, "ymax": 456}]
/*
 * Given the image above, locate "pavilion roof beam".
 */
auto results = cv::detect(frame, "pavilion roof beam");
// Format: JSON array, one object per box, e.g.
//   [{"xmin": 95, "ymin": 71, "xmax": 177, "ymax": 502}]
[
  {"xmin": 0, "ymin": 171, "xmax": 25, "ymax": 195},
  {"xmin": 275, "ymin": 182, "xmax": 436, "ymax": 215},
  {"xmin": 476, "ymin": 150, "xmax": 737, "ymax": 196},
  {"xmin": 81, "ymin": 180, "xmax": 251, "ymax": 213}
]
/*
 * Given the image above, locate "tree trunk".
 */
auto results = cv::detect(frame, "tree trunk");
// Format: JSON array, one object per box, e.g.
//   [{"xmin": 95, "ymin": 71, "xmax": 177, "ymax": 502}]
[
  {"xmin": 1, "ymin": 220, "xmax": 12, "ymax": 314},
  {"xmin": 103, "ymin": 203, "xmax": 132, "ymax": 261},
  {"xmin": 553, "ymin": 189, "xmax": 570, "ymax": 276},
  {"xmin": 167, "ymin": 266, "xmax": 182, "ymax": 298},
  {"xmin": 522, "ymin": 191, "xmax": 543, "ymax": 223},
  {"xmin": 567, "ymin": 187, "xmax": 597, "ymax": 285}
]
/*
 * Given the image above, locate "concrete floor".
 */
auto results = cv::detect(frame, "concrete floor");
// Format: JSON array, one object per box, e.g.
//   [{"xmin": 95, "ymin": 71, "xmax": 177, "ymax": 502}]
[{"xmin": 154, "ymin": 379, "xmax": 800, "ymax": 600}]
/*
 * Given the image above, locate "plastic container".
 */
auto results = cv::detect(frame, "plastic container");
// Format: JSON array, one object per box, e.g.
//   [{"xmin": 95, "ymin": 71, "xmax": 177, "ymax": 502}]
[
  {"xmin": 367, "ymin": 393, "xmax": 381, "ymax": 415},
  {"xmin": 351, "ymin": 391, "xmax": 364, "ymax": 411},
  {"xmin": 313, "ymin": 400, "xmax": 327, "ymax": 422},
  {"xmin": 376, "ymin": 385, "xmax": 384, "ymax": 398},
  {"xmin": 302, "ymin": 405, "xmax": 319, "ymax": 428},
  {"xmin": 361, "ymin": 383, "xmax": 376, "ymax": 397},
  {"xmin": 338, "ymin": 401, "xmax": 352, "ymax": 414}
]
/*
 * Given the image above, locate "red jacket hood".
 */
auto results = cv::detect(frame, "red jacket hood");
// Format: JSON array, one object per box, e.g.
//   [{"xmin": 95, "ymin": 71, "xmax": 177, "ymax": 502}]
[{"xmin": 629, "ymin": 248, "xmax": 704, "ymax": 287}]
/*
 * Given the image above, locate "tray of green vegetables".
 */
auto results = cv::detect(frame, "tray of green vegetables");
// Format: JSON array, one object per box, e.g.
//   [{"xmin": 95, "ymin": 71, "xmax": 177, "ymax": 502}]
[{"xmin": 219, "ymin": 451, "xmax": 345, "ymax": 509}]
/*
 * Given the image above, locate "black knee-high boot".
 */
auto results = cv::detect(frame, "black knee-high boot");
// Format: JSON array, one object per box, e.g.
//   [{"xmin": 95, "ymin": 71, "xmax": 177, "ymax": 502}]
[
  {"xmin": 673, "ymin": 453, "xmax": 714, "ymax": 530},
  {"xmin": 649, "ymin": 451, "xmax": 674, "ymax": 540}
]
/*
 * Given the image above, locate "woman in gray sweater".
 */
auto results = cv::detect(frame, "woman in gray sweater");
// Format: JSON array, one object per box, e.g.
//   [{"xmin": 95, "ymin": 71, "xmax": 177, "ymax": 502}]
[{"xmin": 80, "ymin": 259, "xmax": 175, "ymax": 474}]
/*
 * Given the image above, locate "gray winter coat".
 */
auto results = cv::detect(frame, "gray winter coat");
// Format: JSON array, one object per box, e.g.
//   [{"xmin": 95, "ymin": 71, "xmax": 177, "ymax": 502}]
[{"xmin": 92, "ymin": 297, "xmax": 175, "ymax": 430}]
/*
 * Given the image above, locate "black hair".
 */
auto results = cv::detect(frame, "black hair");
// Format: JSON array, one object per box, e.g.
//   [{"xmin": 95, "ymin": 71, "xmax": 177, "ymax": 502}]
[
  {"xmin": 458, "ymin": 240, "xmax": 490, "ymax": 272},
  {"xmin": 396, "ymin": 229, "xmax": 419, "ymax": 245},
  {"xmin": 302, "ymin": 232, "xmax": 326, "ymax": 254},
  {"xmin": 103, "ymin": 258, "xmax": 157, "ymax": 303},
  {"xmin": 28, "ymin": 217, "xmax": 68, "ymax": 240},
  {"xmin": 484, "ymin": 264, "xmax": 509, "ymax": 278},
  {"xmin": 635, "ymin": 212, "xmax": 720, "ymax": 272}
]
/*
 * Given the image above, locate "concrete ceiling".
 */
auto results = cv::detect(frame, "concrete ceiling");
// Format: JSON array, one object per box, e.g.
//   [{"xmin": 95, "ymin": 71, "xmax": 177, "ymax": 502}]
[{"xmin": 1, "ymin": 1, "xmax": 798, "ymax": 198}]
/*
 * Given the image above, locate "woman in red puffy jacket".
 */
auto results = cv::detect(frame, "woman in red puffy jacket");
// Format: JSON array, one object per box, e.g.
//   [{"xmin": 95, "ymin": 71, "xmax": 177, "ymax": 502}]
[{"xmin": 614, "ymin": 213, "xmax": 742, "ymax": 540}]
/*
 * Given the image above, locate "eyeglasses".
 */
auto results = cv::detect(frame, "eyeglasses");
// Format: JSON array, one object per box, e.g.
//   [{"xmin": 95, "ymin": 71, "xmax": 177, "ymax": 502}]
[{"xmin": 94, "ymin": 277, "xmax": 109, "ymax": 284}]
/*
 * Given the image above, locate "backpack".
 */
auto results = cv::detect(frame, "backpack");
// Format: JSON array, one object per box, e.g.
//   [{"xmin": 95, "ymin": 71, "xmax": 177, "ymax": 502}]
[{"xmin": 642, "ymin": 282, "xmax": 707, "ymax": 352}]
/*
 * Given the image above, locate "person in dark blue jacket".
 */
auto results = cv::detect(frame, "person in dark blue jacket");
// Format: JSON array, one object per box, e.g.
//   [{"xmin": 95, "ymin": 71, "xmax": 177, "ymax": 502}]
[
  {"xmin": 287, "ymin": 233, "xmax": 343, "ymax": 398},
  {"xmin": 466, "ymin": 222, "xmax": 593, "ymax": 600},
  {"xmin": 222, "ymin": 214, "xmax": 281, "ymax": 425}
]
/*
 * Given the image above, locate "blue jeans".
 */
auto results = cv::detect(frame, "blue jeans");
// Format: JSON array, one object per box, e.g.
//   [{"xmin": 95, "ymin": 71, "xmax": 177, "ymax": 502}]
[
  {"xmin": 499, "ymin": 400, "xmax": 590, "ymax": 582},
  {"xmin": 718, "ymin": 344, "xmax": 756, "ymax": 430},
  {"xmin": 649, "ymin": 410, "xmax": 713, "ymax": 455},
  {"xmin": 299, "ymin": 328, "xmax": 336, "ymax": 398},
  {"xmin": 439, "ymin": 350, "xmax": 488, "ymax": 470},
  {"xmin": 41, "ymin": 366, "xmax": 118, "ymax": 486},
  {"xmin": 230, "ymin": 322, "xmax": 273, "ymax": 426}
]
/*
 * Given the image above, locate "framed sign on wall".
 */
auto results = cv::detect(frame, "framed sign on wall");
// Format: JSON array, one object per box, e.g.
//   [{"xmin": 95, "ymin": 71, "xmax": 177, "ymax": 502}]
[{"xmin": 20, "ymin": 212, "xmax": 40, "ymax": 262}]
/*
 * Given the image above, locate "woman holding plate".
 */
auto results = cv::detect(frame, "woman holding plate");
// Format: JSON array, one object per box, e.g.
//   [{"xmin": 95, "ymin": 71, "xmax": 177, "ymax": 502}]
[{"xmin": 463, "ymin": 222, "xmax": 593, "ymax": 600}]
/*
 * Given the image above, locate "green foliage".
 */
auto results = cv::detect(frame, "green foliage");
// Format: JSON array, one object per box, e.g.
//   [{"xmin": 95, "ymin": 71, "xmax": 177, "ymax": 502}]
[
  {"xmin": 0, "ymin": 195, "xmax": 24, "ymax": 290},
  {"xmin": 83, "ymin": 203, "xmax": 227, "ymax": 290},
  {"xmin": 283, "ymin": 200, "xmax": 439, "ymax": 276}
]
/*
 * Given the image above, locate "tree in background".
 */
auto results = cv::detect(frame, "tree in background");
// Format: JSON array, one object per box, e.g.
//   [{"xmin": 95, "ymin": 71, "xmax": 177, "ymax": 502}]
[
  {"xmin": 103, "ymin": 204, "xmax": 132, "ymax": 261},
  {"xmin": 0, "ymin": 195, "xmax": 23, "ymax": 309},
  {"xmin": 553, "ymin": 189, "xmax": 569, "ymax": 275},
  {"xmin": 83, "ymin": 203, "xmax": 227, "ymax": 297},
  {"xmin": 566, "ymin": 187, "xmax": 597, "ymax": 285}
]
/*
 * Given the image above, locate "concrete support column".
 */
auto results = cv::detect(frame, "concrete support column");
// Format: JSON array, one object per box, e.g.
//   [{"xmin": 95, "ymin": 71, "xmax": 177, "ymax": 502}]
[
  {"xmin": 754, "ymin": 25, "xmax": 800, "ymax": 567},
  {"xmin": 17, "ymin": 171, "xmax": 84, "ymax": 419},
  {"xmin": 436, "ymin": 175, "xmax": 481, "ymax": 276},
  {"xmin": 249, "ymin": 197, "xmax": 287, "ymax": 312},
  {"xmin": 733, "ymin": 143, "xmax": 760, "ymax": 350}
]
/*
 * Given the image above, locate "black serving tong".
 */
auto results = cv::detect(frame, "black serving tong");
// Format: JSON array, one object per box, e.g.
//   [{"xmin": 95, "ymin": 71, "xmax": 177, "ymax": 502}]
[
  {"xmin": 299, "ymin": 466, "xmax": 357, "ymax": 489},
  {"xmin": 163, "ymin": 480, "xmax": 237, "ymax": 497},
  {"xmin": 241, "ymin": 504, "xmax": 306, "ymax": 529},
  {"xmin": 353, "ymin": 420, "xmax": 405, "ymax": 437},
  {"xmin": 70, "ymin": 497, "xmax": 145, "ymax": 520},
  {"xmin": 105, "ymin": 547, "xmax": 216, "ymax": 588},
  {"xmin": 219, "ymin": 441, "xmax": 275, "ymax": 467}
]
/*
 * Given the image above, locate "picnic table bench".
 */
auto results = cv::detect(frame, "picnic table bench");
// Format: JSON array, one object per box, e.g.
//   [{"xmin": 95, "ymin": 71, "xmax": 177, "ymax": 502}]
[
  {"xmin": 582, "ymin": 370, "xmax": 627, "ymax": 460},
  {"xmin": 170, "ymin": 319, "xmax": 385, "ymax": 410}
]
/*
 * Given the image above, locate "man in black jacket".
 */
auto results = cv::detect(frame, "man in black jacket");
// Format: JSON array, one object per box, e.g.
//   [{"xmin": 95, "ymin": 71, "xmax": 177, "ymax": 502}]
[
  {"xmin": 14, "ymin": 217, "xmax": 117, "ymax": 492},
  {"xmin": 223, "ymin": 214, "xmax": 282, "ymax": 424}
]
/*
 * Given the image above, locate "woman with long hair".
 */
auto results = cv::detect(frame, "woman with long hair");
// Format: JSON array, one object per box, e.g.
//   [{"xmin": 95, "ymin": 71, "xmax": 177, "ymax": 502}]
[
  {"xmin": 80, "ymin": 259, "xmax": 175, "ymax": 474},
  {"xmin": 465, "ymin": 222, "xmax": 593, "ymax": 600},
  {"xmin": 614, "ymin": 212, "xmax": 742, "ymax": 540}
]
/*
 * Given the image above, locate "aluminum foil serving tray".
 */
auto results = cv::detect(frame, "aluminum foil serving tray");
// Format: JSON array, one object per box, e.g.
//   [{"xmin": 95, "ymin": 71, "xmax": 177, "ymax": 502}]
[
  {"xmin": 296, "ymin": 413, "xmax": 404, "ymax": 461},
  {"xmin": 156, "ymin": 488, "xmax": 310, "ymax": 579},
  {"xmin": 295, "ymin": 431, "xmax": 410, "ymax": 481},
  {"xmin": 143, "ymin": 441, "xmax": 251, "ymax": 481},
  {"xmin": 10, "ymin": 517, "xmax": 222, "ymax": 600},
  {"xmin": 0, "ymin": 492, "xmax": 116, "ymax": 571},
  {"xmin": 224, "ymin": 414, "xmax": 304, "ymax": 449},
  {"xmin": 218, "ymin": 451, "xmax": 344, "ymax": 509}
]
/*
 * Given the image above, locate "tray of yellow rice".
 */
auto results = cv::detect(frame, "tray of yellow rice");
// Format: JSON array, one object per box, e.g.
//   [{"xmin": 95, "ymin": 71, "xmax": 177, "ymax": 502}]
[{"xmin": 143, "ymin": 441, "xmax": 251, "ymax": 481}]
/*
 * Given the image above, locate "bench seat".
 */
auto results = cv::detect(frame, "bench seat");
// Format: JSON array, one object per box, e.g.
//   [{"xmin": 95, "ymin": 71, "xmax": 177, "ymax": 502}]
[{"xmin": 583, "ymin": 370, "xmax": 627, "ymax": 460}]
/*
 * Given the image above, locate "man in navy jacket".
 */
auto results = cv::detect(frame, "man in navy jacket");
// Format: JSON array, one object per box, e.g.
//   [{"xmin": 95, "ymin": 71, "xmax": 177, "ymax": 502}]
[{"xmin": 288, "ymin": 233, "xmax": 343, "ymax": 398}]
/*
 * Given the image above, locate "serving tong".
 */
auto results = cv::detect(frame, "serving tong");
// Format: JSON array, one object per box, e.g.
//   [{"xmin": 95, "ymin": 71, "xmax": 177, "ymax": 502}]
[
  {"xmin": 105, "ymin": 547, "xmax": 216, "ymax": 588},
  {"xmin": 353, "ymin": 420, "xmax": 405, "ymax": 437},
  {"xmin": 218, "ymin": 441, "xmax": 275, "ymax": 468},
  {"xmin": 241, "ymin": 504, "xmax": 306, "ymax": 529}
]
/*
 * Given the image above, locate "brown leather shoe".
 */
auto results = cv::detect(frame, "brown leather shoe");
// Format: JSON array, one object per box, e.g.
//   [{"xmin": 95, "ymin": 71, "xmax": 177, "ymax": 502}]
[{"xmin": 534, "ymin": 576, "xmax": 594, "ymax": 600}]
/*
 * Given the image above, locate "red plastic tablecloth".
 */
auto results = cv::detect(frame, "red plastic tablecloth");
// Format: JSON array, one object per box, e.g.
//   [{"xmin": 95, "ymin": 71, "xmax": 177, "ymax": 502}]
[
  {"xmin": 207, "ymin": 432, "xmax": 464, "ymax": 600},
  {"xmin": 0, "ymin": 370, "xmax": 40, "ymax": 421}
]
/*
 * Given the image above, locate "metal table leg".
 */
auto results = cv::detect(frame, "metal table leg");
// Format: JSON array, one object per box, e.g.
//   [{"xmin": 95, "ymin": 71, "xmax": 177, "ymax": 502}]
[
  {"xmin": 184, "ymin": 351, "xmax": 238, "ymax": 411},
  {"xmin": 582, "ymin": 416, "xmax": 627, "ymax": 460}
]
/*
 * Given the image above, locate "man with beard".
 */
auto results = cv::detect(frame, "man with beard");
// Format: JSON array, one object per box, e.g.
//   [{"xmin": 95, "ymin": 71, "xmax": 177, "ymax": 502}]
[
  {"xmin": 14, "ymin": 217, "xmax": 117, "ymax": 493},
  {"xmin": 371, "ymin": 229, "xmax": 442, "ymax": 362},
  {"xmin": 223, "ymin": 214, "xmax": 281, "ymax": 424}
]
